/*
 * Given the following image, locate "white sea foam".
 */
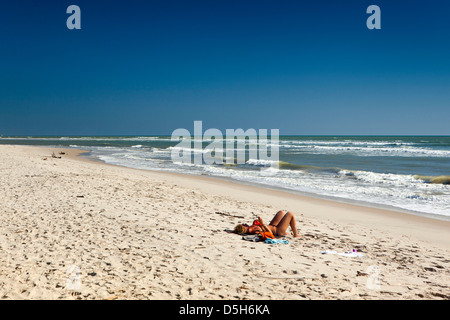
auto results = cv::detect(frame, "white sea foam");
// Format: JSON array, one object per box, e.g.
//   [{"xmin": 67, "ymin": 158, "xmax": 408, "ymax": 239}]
[
  {"xmin": 246, "ymin": 159, "xmax": 278, "ymax": 167},
  {"xmin": 280, "ymin": 144, "xmax": 450, "ymax": 158}
]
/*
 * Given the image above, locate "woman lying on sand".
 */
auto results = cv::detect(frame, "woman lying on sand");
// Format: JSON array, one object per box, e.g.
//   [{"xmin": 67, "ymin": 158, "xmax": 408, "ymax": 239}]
[{"xmin": 234, "ymin": 210, "xmax": 302, "ymax": 238}]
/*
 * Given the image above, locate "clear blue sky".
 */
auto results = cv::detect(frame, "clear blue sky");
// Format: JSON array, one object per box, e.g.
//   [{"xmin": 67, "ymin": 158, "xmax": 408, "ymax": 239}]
[{"xmin": 1, "ymin": 0, "xmax": 449, "ymax": 135}]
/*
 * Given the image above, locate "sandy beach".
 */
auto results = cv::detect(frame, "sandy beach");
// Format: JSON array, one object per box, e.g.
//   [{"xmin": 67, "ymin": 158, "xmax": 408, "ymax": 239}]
[{"xmin": 0, "ymin": 144, "xmax": 449, "ymax": 300}]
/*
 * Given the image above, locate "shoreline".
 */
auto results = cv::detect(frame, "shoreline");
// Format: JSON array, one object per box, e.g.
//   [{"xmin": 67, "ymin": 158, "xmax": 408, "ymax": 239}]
[
  {"xmin": 1, "ymin": 144, "xmax": 449, "ymax": 300},
  {"xmin": 75, "ymin": 146, "xmax": 450, "ymax": 246},
  {"xmin": 18, "ymin": 144, "xmax": 450, "ymax": 245},
  {"xmin": 3, "ymin": 139, "xmax": 450, "ymax": 221},
  {"xmin": 71, "ymin": 146, "xmax": 450, "ymax": 223}
]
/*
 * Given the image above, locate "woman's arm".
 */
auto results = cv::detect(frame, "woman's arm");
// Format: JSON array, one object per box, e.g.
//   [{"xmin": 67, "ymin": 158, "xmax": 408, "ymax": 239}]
[{"xmin": 257, "ymin": 217, "xmax": 271, "ymax": 233}]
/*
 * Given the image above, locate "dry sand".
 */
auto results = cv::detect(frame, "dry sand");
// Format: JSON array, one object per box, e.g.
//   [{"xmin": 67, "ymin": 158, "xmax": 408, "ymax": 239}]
[{"xmin": 0, "ymin": 144, "xmax": 449, "ymax": 300}]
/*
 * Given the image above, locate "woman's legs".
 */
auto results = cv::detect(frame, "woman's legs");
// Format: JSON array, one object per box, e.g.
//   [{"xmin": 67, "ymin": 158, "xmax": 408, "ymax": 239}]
[
  {"xmin": 269, "ymin": 210, "xmax": 286, "ymax": 226},
  {"xmin": 272, "ymin": 211, "xmax": 301, "ymax": 237}
]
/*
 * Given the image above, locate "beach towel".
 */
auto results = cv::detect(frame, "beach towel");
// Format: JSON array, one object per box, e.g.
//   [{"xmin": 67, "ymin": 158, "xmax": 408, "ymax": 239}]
[
  {"xmin": 242, "ymin": 235, "xmax": 261, "ymax": 242},
  {"xmin": 241, "ymin": 235, "xmax": 289, "ymax": 244},
  {"xmin": 321, "ymin": 250, "xmax": 364, "ymax": 258},
  {"xmin": 264, "ymin": 238, "xmax": 290, "ymax": 245}
]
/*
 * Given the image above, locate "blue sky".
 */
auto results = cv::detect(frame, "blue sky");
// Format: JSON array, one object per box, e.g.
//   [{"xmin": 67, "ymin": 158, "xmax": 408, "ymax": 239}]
[{"xmin": 1, "ymin": 0, "xmax": 449, "ymax": 135}]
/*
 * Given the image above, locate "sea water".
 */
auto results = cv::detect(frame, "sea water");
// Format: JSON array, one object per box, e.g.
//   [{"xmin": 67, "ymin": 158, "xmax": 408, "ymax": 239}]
[{"xmin": 2, "ymin": 135, "xmax": 449, "ymax": 220}]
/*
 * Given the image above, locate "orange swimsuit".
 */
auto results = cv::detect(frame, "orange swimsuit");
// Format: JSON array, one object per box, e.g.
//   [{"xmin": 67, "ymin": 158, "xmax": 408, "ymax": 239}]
[{"xmin": 251, "ymin": 220, "xmax": 275, "ymax": 240}]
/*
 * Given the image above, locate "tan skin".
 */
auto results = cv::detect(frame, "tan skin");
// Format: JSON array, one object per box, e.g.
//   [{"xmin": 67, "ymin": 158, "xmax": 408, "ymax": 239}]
[{"xmin": 245, "ymin": 210, "xmax": 301, "ymax": 238}]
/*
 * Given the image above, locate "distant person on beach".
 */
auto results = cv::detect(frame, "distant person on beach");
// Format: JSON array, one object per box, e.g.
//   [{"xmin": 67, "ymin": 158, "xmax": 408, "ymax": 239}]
[{"xmin": 234, "ymin": 210, "xmax": 302, "ymax": 238}]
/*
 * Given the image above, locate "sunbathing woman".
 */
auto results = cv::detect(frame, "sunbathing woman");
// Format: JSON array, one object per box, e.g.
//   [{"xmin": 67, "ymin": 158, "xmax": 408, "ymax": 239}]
[{"xmin": 234, "ymin": 210, "xmax": 302, "ymax": 238}]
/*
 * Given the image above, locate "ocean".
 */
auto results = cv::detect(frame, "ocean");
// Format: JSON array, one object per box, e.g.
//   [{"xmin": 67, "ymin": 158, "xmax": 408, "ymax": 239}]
[{"xmin": 2, "ymin": 135, "xmax": 449, "ymax": 220}]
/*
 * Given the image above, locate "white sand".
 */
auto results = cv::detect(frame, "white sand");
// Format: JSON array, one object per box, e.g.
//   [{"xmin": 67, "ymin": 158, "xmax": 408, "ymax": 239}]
[{"xmin": 0, "ymin": 144, "xmax": 449, "ymax": 300}]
